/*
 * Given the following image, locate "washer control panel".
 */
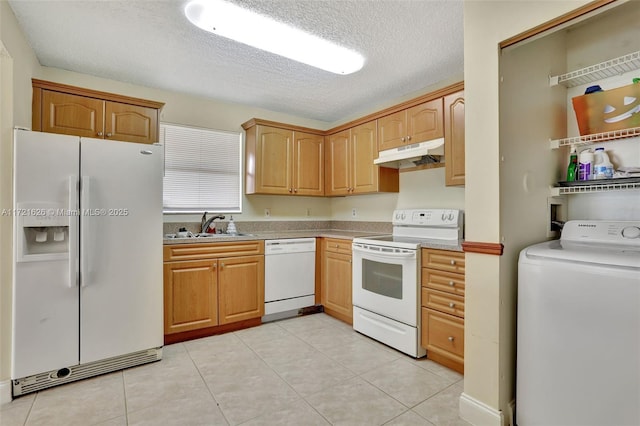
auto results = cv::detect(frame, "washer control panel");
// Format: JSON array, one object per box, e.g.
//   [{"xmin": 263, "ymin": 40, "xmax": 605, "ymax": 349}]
[{"xmin": 562, "ymin": 221, "xmax": 640, "ymax": 245}]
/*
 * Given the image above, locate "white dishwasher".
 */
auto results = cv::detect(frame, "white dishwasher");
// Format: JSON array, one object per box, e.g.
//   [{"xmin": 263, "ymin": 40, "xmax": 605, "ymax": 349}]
[{"xmin": 263, "ymin": 238, "xmax": 316, "ymax": 321}]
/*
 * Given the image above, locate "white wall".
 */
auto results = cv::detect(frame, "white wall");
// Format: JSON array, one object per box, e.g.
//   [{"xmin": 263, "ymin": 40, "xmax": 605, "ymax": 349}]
[{"xmin": 0, "ymin": 0, "xmax": 42, "ymax": 400}]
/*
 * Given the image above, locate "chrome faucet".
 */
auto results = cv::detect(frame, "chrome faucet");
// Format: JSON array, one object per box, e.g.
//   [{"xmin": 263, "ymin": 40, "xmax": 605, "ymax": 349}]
[{"xmin": 201, "ymin": 213, "xmax": 225, "ymax": 233}]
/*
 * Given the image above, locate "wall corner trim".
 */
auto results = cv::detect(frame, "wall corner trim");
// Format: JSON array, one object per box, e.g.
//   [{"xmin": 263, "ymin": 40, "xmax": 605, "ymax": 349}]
[
  {"xmin": 461, "ymin": 241, "xmax": 504, "ymax": 255},
  {"xmin": 459, "ymin": 392, "xmax": 505, "ymax": 426}
]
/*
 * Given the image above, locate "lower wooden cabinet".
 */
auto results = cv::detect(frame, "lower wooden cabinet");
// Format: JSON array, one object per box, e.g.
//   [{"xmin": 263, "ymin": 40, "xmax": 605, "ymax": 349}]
[
  {"xmin": 320, "ymin": 238, "xmax": 353, "ymax": 324},
  {"xmin": 217, "ymin": 255, "xmax": 264, "ymax": 324},
  {"xmin": 163, "ymin": 259, "xmax": 219, "ymax": 334},
  {"xmin": 163, "ymin": 241, "xmax": 264, "ymax": 342},
  {"xmin": 421, "ymin": 248, "xmax": 465, "ymax": 373}
]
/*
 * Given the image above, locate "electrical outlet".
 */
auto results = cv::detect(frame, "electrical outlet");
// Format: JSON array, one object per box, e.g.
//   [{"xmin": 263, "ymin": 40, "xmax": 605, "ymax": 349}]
[
  {"xmin": 351, "ymin": 208, "xmax": 357, "ymax": 218},
  {"xmin": 264, "ymin": 208, "xmax": 271, "ymax": 218}
]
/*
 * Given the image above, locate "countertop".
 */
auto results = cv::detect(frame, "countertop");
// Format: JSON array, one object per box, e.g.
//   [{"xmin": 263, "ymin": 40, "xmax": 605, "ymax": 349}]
[{"xmin": 163, "ymin": 230, "xmax": 464, "ymax": 252}]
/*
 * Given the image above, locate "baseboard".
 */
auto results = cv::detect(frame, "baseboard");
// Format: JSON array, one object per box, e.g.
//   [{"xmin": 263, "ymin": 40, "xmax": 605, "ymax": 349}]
[
  {"xmin": 0, "ymin": 379, "xmax": 12, "ymax": 404},
  {"xmin": 459, "ymin": 392, "xmax": 504, "ymax": 426}
]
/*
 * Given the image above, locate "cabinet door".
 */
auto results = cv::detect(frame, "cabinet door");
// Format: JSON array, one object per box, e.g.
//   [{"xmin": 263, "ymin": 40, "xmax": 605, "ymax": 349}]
[
  {"xmin": 351, "ymin": 120, "xmax": 379, "ymax": 194},
  {"xmin": 325, "ymin": 130, "xmax": 351, "ymax": 196},
  {"xmin": 407, "ymin": 98, "xmax": 443, "ymax": 143},
  {"xmin": 321, "ymin": 249, "xmax": 353, "ymax": 324},
  {"xmin": 104, "ymin": 101, "xmax": 158, "ymax": 144},
  {"xmin": 218, "ymin": 255, "xmax": 265, "ymax": 325},
  {"xmin": 255, "ymin": 126, "xmax": 293, "ymax": 194},
  {"xmin": 421, "ymin": 308, "xmax": 464, "ymax": 373},
  {"xmin": 41, "ymin": 90, "xmax": 104, "ymax": 138},
  {"xmin": 163, "ymin": 260, "xmax": 218, "ymax": 334},
  {"xmin": 444, "ymin": 91, "xmax": 465, "ymax": 186},
  {"xmin": 294, "ymin": 131, "xmax": 324, "ymax": 196},
  {"xmin": 377, "ymin": 110, "xmax": 406, "ymax": 151}
]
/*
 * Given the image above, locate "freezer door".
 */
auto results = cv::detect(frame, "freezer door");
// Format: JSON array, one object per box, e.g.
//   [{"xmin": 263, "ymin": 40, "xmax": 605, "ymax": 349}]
[
  {"xmin": 12, "ymin": 130, "xmax": 80, "ymax": 378},
  {"xmin": 79, "ymin": 138, "xmax": 163, "ymax": 364}
]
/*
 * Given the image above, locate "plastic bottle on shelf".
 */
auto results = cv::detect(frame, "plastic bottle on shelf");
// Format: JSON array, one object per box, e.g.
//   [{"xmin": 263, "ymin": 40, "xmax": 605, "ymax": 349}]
[
  {"xmin": 566, "ymin": 148, "xmax": 578, "ymax": 182},
  {"xmin": 578, "ymin": 149, "xmax": 594, "ymax": 181},
  {"xmin": 593, "ymin": 148, "xmax": 614, "ymax": 179}
]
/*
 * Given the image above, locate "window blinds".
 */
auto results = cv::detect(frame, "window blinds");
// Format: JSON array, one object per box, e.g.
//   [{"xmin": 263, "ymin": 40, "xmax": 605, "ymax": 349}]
[{"xmin": 161, "ymin": 123, "xmax": 242, "ymax": 213}]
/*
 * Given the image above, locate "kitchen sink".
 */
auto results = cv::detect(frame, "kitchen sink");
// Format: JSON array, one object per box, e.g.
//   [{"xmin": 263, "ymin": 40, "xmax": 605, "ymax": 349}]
[
  {"xmin": 198, "ymin": 233, "xmax": 254, "ymax": 238},
  {"xmin": 165, "ymin": 232, "xmax": 255, "ymax": 239}
]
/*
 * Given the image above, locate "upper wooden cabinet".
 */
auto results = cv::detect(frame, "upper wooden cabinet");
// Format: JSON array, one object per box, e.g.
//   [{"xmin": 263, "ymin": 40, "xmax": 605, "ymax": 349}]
[
  {"xmin": 243, "ymin": 120, "xmax": 324, "ymax": 196},
  {"xmin": 32, "ymin": 79, "xmax": 163, "ymax": 144},
  {"xmin": 377, "ymin": 98, "xmax": 444, "ymax": 152},
  {"xmin": 444, "ymin": 91, "xmax": 465, "ymax": 186},
  {"xmin": 325, "ymin": 120, "xmax": 399, "ymax": 196}
]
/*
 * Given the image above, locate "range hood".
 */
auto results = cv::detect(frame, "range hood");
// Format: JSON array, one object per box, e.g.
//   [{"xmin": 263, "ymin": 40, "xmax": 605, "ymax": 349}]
[{"xmin": 374, "ymin": 138, "xmax": 444, "ymax": 169}]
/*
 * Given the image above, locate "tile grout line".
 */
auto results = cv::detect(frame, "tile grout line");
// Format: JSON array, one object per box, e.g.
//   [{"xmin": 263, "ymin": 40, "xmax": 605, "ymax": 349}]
[
  {"xmin": 235, "ymin": 320, "xmax": 336, "ymax": 425},
  {"xmin": 183, "ymin": 341, "xmax": 233, "ymax": 426}
]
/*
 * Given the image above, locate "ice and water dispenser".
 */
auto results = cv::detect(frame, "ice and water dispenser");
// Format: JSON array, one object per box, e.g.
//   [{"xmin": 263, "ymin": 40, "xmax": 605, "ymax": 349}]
[{"xmin": 16, "ymin": 202, "xmax": 71, "ymax": 261}]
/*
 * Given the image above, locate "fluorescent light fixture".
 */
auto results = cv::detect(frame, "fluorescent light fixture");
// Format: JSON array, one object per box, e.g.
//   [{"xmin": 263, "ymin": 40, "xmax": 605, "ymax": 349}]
[{"xmin": 184, "ymin": 0, "xmax": 365, "ymax": 75}]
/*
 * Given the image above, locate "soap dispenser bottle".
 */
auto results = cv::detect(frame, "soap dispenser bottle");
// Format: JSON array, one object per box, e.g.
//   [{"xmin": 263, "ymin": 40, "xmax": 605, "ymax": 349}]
[{"xmin": 227, "ymin": 216, "xmax": 237, "ymax": 235}]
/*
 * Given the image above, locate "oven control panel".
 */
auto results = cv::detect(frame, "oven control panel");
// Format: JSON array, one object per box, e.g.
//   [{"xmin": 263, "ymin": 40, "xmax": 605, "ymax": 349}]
[{"xmin": 393, "ymin": 209, "xmax": 463, "ymax": 227}]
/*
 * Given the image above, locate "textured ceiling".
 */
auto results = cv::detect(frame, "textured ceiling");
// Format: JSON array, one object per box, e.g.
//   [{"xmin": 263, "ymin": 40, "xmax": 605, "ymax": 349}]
[{"xmin": 8, "ymin": 0, "xmax": 464, "ymax": 124}]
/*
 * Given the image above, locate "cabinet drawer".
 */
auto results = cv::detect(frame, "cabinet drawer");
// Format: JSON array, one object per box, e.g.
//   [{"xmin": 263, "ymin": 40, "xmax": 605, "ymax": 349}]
[
  {"xmin": 164, "ymin": 241, "xmax": 264, "ymax": 261},
  {"xmin": 421, "ymin": 308, "xmax": 464, "ymax": 360},
  {"xmin": 421, "ymin": 248, "xmax": 465, "ymax": 274},
  {"xmin": 323, "ymin": 238, "xmax": 352, "ymax": 255},
  {"xmin": 421, "ymin": 268, "xmax": 465, "ymax": 296},
  {"xmin": 422, "ymin": 288, "xmax": 464, "ymax": 317}
]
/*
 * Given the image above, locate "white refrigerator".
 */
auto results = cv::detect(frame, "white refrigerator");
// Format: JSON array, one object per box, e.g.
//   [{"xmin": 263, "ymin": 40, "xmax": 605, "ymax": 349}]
[{"xmin": 12, "ymin": 130, "xmax": 163, "ymax": 396}]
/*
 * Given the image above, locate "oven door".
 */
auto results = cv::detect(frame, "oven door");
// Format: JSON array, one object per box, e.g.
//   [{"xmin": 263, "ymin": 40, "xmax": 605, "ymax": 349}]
[{"xmin": 352, "ymin": 242, "xmax": 419, "ymax": 326}]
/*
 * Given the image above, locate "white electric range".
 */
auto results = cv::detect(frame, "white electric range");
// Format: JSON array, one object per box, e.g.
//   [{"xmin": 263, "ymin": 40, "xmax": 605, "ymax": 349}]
[{"xmin": 352, "ymin": 209, "xmax": 463, "ymax": 357}]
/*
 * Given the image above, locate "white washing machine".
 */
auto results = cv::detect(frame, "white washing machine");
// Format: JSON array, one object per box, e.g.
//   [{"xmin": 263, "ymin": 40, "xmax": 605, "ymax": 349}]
[{"xmin": 517, "ymin": 220, "xmax": 640, "ymax": 426}]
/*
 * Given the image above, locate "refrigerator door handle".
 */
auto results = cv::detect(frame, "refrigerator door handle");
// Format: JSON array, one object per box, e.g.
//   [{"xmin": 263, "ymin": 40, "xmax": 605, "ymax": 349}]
[
  {"xmin": 80, "ymin": 175, "xmax": 90, "ymax": 287},
  {"xmin": 68, "ymin": 176, "xmax": 79, "ymax": 288}
]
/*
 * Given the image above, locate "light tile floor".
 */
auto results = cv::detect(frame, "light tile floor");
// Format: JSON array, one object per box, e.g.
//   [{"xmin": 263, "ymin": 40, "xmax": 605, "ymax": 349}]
[{"xmin": 0, "ymin": 313, "xmax": 470, "ymax": 426}]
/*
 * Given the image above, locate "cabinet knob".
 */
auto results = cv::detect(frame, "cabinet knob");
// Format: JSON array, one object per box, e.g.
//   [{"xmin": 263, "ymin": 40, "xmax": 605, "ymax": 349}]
[
  {"xmin": 449, "ymin": 302, "xmax": 455, "ymax": 308},
  {"xmin": 450, "ymin": 260, "xmax": 456, "ymax": 266},
  {"xmin": 448, "ymin": 281, "xmax": 455, "ymax": 286},
  {"xmin": 293, "ymin": 188, "xmax": 297, "ymax": 193},
  {"xmin": 212, "ymin": 264, "xmax": 216, "ymax": 270},
  {"xmin": 335, "ymin": 244, "xmax": 339, "ymax": 248},
  {"xmin": 220, "ymin": 263, "xmax": 225, "ymax": 268},
  {"xmin": 448, "ymin": 336, "xmax": 454, "ymax": 342},
  {"xmin": 407, "ymin": 135, "xmax": 411, "ymax": 141},
  {"xmin": 97, "ymin": 131, "xmax": 103, "ymax": 137},
  {"xmin": 288, "ymin": 188, "xmax": 292, "ymax": 193},
  {"xmin": 401, "ymin": 137, "xmax": 405, "ymax": 142},
  {"xmin": 106, "ymin": 132, "xmax": 113, "ymax": 137}
]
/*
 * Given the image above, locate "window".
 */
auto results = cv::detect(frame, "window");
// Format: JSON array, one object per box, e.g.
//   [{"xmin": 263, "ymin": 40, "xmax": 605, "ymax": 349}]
[{"xmin": 161, "ymin": 123, "xmax": 242, "ymax": 213}]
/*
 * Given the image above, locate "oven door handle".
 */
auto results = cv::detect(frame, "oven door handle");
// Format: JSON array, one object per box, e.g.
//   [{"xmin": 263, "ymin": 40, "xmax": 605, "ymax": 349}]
[{"xmin": 352, "ymin": 244, "xmax": 416, "ymax": 258}]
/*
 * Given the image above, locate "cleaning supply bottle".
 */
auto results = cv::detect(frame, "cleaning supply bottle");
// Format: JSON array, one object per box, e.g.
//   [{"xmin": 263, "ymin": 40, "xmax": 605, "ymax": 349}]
[
  {"xmin": 566, "ymin": 148, "xmax": 578, "ymax": 182},
  {"xmin": 593, "ymin": 147, "xmax": 614, "ymax": 179},
  {"xmin": 578, "ymin": 148, "xmax": 594, "ymax": 181}
]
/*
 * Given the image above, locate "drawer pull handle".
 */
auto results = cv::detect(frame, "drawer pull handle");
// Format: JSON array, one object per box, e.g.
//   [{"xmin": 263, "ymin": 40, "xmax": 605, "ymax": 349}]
[
  {"xmin": 450, "ymin": 260, "xmax": 456, "ymax": 265},
  {"xmin": 448, "ymin": 302, "xmax": 455, "ymax": 308},
  {"xmin": 448, "ymin": 281, "xmax": 455, "ymax": 286},
  {"xmin": 448, "ymin": 336, "xmax": 454, "ymax": 342}
]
